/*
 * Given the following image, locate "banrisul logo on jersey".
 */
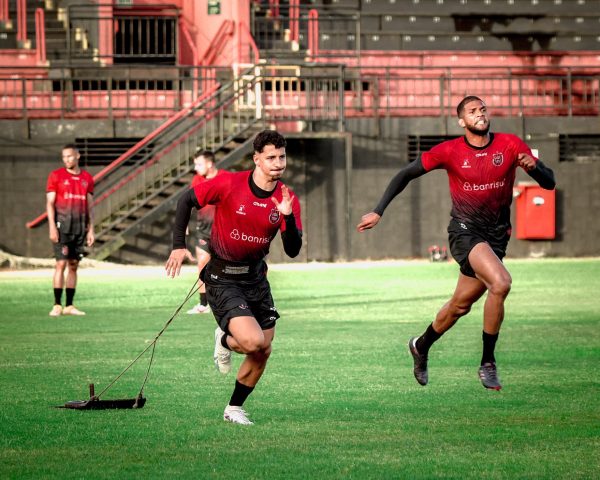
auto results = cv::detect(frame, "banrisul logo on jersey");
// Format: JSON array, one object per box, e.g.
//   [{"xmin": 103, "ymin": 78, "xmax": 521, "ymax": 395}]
[
  {"xmin": 230, "ymin": 229, "xmax": 270, "ymax": 244},
  {"xmin": 269, "ymin": 208, "xmax": 281, "ymax": 224},
  {"xmin": 492, "ymin": 153, "xmax": 504, "ymax": 166}
]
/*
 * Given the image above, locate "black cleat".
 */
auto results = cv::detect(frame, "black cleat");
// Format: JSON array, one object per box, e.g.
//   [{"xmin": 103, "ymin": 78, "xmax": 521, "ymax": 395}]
[
  {"xmin": 478, "ymin": 362, "xmax": 502, "ymax": 390},
  {"xmin": 408, "ymin": 337, "xmax": 428, "ymax": 386}
]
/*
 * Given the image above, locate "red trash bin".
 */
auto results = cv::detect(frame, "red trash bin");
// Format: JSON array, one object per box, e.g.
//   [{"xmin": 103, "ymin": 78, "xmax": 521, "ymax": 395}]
[{"xmin": 514, "ymin": 183, "xmax": 556, "ymax": 240}]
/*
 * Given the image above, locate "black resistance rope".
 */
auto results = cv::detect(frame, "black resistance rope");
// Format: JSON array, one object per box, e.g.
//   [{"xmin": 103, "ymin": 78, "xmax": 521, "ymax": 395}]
[{"xmin": 93, "ymin": 277, "xmax": 201, "ymax": 402}]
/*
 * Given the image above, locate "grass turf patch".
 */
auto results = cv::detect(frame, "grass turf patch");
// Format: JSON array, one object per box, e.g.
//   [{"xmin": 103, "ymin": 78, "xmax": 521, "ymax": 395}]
[{"xmin": 0, "ymin": 259, "xmax": 598, "ymax": 479}]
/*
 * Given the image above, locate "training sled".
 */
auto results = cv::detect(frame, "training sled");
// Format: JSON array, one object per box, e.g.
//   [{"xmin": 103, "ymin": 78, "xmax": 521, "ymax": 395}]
[
  {"xmin": 56, "ymin": 279, "xmax": 201, "ymax": 412},
  {"xmin": 57, "ymin": 383, "xmax": 146, "ymax": 410}
]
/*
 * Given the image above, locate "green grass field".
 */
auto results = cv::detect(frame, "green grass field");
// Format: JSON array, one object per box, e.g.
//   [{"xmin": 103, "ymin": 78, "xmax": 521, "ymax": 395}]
[{"xmin": 0, "ymin": 259, "xmax": 599, "ymax": 479}]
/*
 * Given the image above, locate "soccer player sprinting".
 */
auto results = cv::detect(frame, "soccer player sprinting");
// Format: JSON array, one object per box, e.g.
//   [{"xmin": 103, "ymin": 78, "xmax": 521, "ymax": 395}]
[
  {"xmin": 166, "ymin": 130, "xmax": 302, "ymax": 425},
  {"xmin": 357, "ymin": 96, "xmax": 556, "ymax": 390},
  {"xmin": 46, "ymin": 144, "xmax": 95, "ymax": 317},
  {"xmin": 186, "ymin": 150, "xmax": 231, "ymax": 315}
]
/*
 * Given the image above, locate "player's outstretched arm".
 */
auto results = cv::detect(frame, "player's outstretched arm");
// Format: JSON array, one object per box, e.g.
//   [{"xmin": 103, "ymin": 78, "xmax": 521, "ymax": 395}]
[
  {"xmin": 356, "ymin": 159, "xmax": 426, "ymax": 232},
  {"xmin": 166, "ymin": 189, "xmax": 199, "ymax": 277},
  {"xmin": 357, "ymin": 212, "xmax": 381, "ymax": 232},
  {"xmin": 165, "ymin": 248, "xmax": 195, "ymax": 278},
  {"xmin": 518, "ymin": 154, "xmax": 556, "ymax": 190}
]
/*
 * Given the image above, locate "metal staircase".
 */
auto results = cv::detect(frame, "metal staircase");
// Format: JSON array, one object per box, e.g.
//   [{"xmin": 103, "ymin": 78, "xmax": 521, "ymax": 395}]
[
  {"xmin": 25, "ymin": 65, "xmax": 266, "ymax": 261},
  {"xmin": 89, "ymin": 66, "xmax": 265, "ymax": 261}
]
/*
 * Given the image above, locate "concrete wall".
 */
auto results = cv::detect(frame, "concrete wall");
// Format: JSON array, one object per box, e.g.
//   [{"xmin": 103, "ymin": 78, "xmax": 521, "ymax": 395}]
[
  {"xmin": 343, "ymin": 116, "xmax": 600, "ymax": 260},
  {"xmin": 1, "ymin": 116, "xmax": 599, "ymax": 263}
]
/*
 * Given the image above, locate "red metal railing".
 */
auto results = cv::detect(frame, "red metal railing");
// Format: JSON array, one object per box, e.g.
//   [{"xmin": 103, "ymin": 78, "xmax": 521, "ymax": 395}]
[
  {"xmin": 35, "ymin": 8, "xmax": 46, "ymax": 64},
  {"xmin": 0, "ymin": 0, "xmax": 9, "ymax": 25},
  {"xmin": 17, "ymin": 0, "xmax": 26, "ymax": 44},
  {"xmin": 308, "ymin": 9, "xmax": 319, "ymax": 57},
  {"xmin": 289, "ymin": 0, "xmax": 299, "ymax": 44},
  {"xmin": 25, "ymin": 84, "xmax": 219, "ymax": 229},
  {"xmin": 238, "ymin": 21, "xmax": 260, "ymax": 65},
  {"xmin": 179, "ymin": 17, "xmax": 199, "ymax": 66},
  {"xmin": 200, "ymin": 20, "xmax": 235, "ymax": 66}
]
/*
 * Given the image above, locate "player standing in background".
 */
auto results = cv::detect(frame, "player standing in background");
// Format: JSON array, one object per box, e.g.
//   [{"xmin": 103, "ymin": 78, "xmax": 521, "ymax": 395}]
[
  {"xmin": 357, "ymin": 96, "xmax": 555, "ymax": 390},
  {"xmin": 186, "ymin": 150, "xmax": 230, "ymax": 314},
  {"xmin": 46, "ymin": 144, "xmax": 95, "ymax": 317},
  {"xmin": 166, "ymin": 130, "xmax": 302, "ymax": 425}
]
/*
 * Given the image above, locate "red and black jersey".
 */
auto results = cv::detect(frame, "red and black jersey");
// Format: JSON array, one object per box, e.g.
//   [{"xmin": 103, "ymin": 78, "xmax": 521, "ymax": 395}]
[
  {"xmin": 192, "ymin": 170, "xmax": 302, "ymax": 262},
  {"xmin": 191, "ymin": 169, "xmax": 231, "ymax": 225},
  {"xmin": 46, "ymin": 167, "xmax": 94, "ymax": 235},
  {"xmin": 422, "ymin": 133, "xmax": 536, "ymax": 229}
]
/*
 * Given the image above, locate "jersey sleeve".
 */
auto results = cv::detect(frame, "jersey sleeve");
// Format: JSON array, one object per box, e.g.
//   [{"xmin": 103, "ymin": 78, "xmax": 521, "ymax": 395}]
[
  {"xmin": 280, "ymin": 192, "xmax": 302, "ymax": 232},
  {"xmin": 87, "ymin": 173, "xmax": 95, "ymax": 195},
  {"xmin": 46, "ymin": 171, "xmax": 58, "ymax": 192},
  {"xmin": 421, "ymin": 142, "xmax": 449, "ymax": 172},
  {"xmin": 193, "ymin": 173, "xmax": 228, "ymax": 207},
  {"xmin": 512, "ymin": 134, "xmax": 538, "ymax": 165}
]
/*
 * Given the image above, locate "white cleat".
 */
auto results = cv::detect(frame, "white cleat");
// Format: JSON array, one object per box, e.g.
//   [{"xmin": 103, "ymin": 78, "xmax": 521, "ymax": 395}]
[
  {"xmin": 213, "ymin": 327, "xmax": 232, "ymax": 374},
  {"xmin": 223, "ymin": 405, "xmax": 253, "ymax": 425},
  {"xmin": 62, "ymin": 305, "xmax": 86, "ymax": 316},
  {"xmin": 186, "ymin": 303, "xmax": 211, "ymax": 314},
  {"xmin": 49, "ymin": 305, "xmax": 63, "ymax": 317}
]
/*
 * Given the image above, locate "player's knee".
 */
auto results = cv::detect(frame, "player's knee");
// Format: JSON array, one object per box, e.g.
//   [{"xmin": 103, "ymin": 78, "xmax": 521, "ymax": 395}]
[
  {"xmin": 67, "ymin": 259, "xmax": 79, "ymax": 270},
  {"xmin": 489, "ymin": 274, "xmax": 512, "ymax": 298},
  {"xmin": 239, "ymin": 336, "xmax": 264, "ymax": 354},
  {"xmin": 452, "ymin": 302, "xmax": 472, "ymax": 317}
]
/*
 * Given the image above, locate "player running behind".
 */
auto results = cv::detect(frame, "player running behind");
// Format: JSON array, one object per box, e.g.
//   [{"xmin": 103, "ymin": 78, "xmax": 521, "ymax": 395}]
[
  {"xmin": 186, "ymin": 150, "xmax": 231, "ymax": 314},
  {"xmin": 166, "ymin": 130, "xmax": 302, "ymax": 425},
  {"xmin": 357, "ymin": 96, "xmax": 556, "ymax": 390},
  {"xmin": 46, "ymin": 144, "xmax": 95, "ymax": 316}
]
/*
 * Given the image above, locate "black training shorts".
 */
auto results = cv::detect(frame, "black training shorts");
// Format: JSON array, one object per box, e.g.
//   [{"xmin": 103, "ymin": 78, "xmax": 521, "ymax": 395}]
[
  {"xmin": 448, "ymin": 218, "xmax": 510, "ymax": 278},
  {"xmin": 203, "ymin": 259, "xmax": 279, "ymax": 334},
  {"xmin": 53, "ymin": 232, "xmax": 87, "ymax": 261},
  {"xmin": 190, "ymin": 222, "xmax": 212, "ymax": 254}
]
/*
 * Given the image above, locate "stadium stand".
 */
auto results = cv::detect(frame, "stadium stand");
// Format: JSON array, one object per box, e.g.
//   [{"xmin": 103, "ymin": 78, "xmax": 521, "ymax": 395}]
[{"xmin": 0, "ymin": 0, "xmax": 598, "ymax": 261}]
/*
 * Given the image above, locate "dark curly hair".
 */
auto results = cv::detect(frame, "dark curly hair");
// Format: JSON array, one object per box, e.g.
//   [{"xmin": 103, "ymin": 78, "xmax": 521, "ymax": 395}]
[
  {"xmin": 456, "ymin": 96, "xmax": 484, "ymax": 118},
  {"xmin": 253, "ymin": 130, "xmax": 286, "ymax": 153}
]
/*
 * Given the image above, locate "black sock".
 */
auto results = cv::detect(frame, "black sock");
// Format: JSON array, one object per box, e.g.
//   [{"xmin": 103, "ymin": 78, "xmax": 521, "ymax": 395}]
[
  {"xmin": 221, "ymin": 333, "xmax": 231, "ymax": 350},
  {"xmin": 416, "ymin": 323, "xmax": 442, "ymax": 356},
  {"xmin": 200, "ymin": 292, "xmax": 207, "ymax": 307},
  {"xmin": 53, "ymin": 288, "xmax": 63, "ymax": 305},
  {"xmin": 65, "ymin": 288, "xmax": 75, "ymax": 306},
  {"xmin": 229, "ymin": 380, "xmax": 255, "ymax": 407},
  {"xmin": 481, "ymin": 331, "xmax": 499, "ymax": 365}
]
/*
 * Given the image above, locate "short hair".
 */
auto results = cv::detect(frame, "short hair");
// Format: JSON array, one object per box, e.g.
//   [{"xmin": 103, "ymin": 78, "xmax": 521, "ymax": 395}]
[
  {"xmin": 195, "ymin": 150, "xmax": 215, "ymax": 162},
  {"xmin": 253, "ymin": 130, "xmax": 286, "ymax": 153},
  {"xmin": 62, "ymin": 143, "xmax": 79, "ymax": 153},
  {"xmin": 456, "ymin": 96, "xmax": 484, "ymax": 118}
]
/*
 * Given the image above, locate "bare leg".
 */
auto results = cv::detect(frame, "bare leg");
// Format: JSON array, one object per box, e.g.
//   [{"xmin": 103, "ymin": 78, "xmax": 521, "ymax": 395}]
[
  {"xmin": 53, "ymin": 260, "xmax": 67, "ymax": 289},
  {"xmin": 227, "ymin": 317, "xmax": 274, "ymax": 387},
  {"xmin": 194, "ymin": 247, "xmax": 210, "ymax": 295},
  {"xmin": 65, "ymin": 259, "xmax": 79, "ymax": 289},
  {"xmin": 468, "ymin": 242, "xmax": 512, "ymax": 335},
  {"xmin": 432, "ymin": 272, "xmax": 487, "ymax": 334}
]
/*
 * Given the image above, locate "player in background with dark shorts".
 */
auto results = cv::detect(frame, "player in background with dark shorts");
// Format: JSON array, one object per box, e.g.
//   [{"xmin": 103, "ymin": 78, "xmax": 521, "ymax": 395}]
[
  {"xmin": 166, "ymin": 130, "xmax": 302, "ymax": 425},
  {"xmin": 357, "ymin": 96, "xmax": 555, "ymax": 390},
  {"xmin": 186, "ymin": 150, "xmax": 231, "ymax": 314},
  {"xmin": 46, "ymin": 144, "xmax": 95, "ymax": 317}
]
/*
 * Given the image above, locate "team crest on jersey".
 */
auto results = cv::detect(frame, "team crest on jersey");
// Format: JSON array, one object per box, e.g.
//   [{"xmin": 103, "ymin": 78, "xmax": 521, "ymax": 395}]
[
  {"xmin": 269, "ymin": 208, "xmax": 281, "ymax": 224},
  {"xmin": 492, "ymin": 153, "xmax": 504, "ymax": 166},
  {"xmin": 236, "ymin": 204, "xmax": 246, "ymax": 215}
]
